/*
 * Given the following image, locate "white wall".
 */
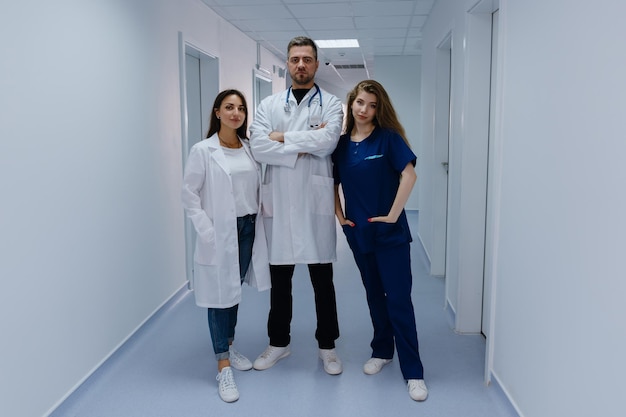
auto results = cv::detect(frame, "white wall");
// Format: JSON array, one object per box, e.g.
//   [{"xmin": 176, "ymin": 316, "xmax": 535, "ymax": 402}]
[
  {"xmin": 420, "ymin": 0, "xmax": 626, "ymax": 416},
  {"xmin": 0, "ymin": 1, "xmax": 284, "ymax": 416},
  {"xmin": 491, "ymin": 1, "xmax": 626, "ymax": 416}
]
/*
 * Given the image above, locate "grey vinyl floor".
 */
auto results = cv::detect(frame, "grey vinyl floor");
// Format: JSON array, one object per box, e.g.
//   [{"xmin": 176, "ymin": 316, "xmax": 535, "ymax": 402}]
[{"xmin": 51, "ymin": 211, "xmax": 519, "ymax": 417}]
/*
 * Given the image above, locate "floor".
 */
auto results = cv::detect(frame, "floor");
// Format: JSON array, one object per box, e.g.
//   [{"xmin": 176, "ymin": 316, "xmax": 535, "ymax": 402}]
[{"xmin": 50, "ymin": 211, "xmax": 519, "ymax": 417}]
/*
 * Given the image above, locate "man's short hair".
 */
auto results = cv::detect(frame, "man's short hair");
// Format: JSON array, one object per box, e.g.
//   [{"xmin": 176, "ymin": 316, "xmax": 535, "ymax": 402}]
[{"xmin": 287, "ymin": 36, "xmax": 318, "ymax": 60}]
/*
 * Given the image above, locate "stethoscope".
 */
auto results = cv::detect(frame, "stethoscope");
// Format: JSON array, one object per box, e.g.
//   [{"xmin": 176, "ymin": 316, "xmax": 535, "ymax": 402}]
[
  {"xmin": 283, "ymin": 83, "xmax": 322, "ymax": 112},
  {"xmin": 284, "ymin": 84, "xmax": 323, "ymax": 128}
]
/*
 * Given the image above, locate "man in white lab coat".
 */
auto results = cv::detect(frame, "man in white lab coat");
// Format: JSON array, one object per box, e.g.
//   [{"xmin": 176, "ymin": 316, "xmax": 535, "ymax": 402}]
[{"xmin": 249, "ymin": 36, "xmax": 344, "ymax": 375}]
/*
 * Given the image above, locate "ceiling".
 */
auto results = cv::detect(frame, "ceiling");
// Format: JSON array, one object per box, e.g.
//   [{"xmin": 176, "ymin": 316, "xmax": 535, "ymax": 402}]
[{"xmin": 200, "ymin": 0, "xmax": 435, "ymax": 91}]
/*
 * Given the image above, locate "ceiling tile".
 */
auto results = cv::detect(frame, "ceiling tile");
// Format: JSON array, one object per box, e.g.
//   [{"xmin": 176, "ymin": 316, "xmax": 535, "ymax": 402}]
[{"xmin": 200, "ymin": 0, "xmax": 434, "ymax": 90}]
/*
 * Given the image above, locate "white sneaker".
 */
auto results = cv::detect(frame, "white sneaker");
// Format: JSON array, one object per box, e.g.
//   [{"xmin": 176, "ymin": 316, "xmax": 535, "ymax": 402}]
[
  {"xmin": 216, "ymin": 367, "xmax": 239, "ymax": 403},
  {"xmin": 229, "ymin": 346, "xmax": 252, "ymax": 371},
  {"xmin": 253, "ymin": 345, "xmax": 291, "ymax": 370},
  {"xmin": 407, "ymin": 379, "xmax": 428, "ymax": 401},
  {"xmin": 319, "ymin": 348, "xmax": 343, "ymax": 375},
  {"xmin": 363, "ymin": 357, "xmax": 392, "ymax": 375}
]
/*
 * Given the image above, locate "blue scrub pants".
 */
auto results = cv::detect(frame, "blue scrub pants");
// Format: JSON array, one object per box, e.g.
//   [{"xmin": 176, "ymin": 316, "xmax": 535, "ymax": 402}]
[
  {"xmin": 207, "ymin": 214, "xmax": 256, "ymax": 361},
  {"xmin": 351, "ymin": 242, "xmax": 424, "ymax": 380}
]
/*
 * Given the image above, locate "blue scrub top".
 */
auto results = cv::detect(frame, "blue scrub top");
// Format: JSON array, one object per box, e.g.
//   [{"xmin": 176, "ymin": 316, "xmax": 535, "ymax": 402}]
[{"xmin": 332, "ymin": 127, "xmax": 416, "ymax": 254}]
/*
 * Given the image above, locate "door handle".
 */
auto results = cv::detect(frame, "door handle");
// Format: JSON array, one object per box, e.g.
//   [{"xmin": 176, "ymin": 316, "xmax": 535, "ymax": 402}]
[{"xmin": 441, "ymin": 162, "xmax": 449, "ymax": 173}]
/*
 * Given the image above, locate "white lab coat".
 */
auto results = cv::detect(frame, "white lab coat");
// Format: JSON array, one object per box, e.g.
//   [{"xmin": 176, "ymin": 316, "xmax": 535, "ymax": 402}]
[
  {"xmin": 249, "ymin": 86, "xmax": 344, "ymax": 264},
  {"xmin": 181, "ymin": 134, "xmax": 270, "ymax": 308}
]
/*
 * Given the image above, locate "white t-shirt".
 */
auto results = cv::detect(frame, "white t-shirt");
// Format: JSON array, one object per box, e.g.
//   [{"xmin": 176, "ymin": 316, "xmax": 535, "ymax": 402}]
[{"xmin": 222, "ymin": 146, "xmax": 259, "ymax": 217}]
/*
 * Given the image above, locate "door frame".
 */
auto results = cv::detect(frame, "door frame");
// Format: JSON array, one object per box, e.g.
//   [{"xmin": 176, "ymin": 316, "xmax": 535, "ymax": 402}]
[
  {"xmin": 178, "ymin": 32, "xmax": 219, "ymax": 287},
  {"xmin": 465, "ymin": 0, "xmax": 503, "ymax": 384},
  {"xmin": 432, "ymin": 33, "xmax": 452, "ymax": 281}
]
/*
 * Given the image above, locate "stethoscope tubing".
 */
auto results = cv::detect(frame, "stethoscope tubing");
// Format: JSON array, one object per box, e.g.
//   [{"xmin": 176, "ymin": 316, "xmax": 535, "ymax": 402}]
[{"xmin": 284, "ymin": 83, "xmax": 322, "ymax": 112}]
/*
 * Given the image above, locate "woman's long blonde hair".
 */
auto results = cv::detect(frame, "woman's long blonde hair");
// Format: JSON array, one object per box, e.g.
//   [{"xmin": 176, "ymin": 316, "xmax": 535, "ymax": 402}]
[{"xmin": 344, "ymin": 79, "xmax": 410, "ymax": 147}]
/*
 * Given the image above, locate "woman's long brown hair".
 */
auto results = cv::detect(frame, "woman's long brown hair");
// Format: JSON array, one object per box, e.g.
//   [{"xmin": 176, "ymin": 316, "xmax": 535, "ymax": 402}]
[{"xmin": 344, "ymin": 80, "xmax": 410, "ymax": 147}]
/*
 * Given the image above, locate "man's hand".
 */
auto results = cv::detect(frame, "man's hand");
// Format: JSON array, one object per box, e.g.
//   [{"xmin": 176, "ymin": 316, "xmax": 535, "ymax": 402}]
[{"xmin": 269, "ymin": 131, "xmax": 284, "ymax": 142}]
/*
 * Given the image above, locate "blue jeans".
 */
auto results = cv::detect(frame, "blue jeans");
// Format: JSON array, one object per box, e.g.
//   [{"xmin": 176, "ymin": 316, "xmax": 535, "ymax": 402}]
[{"xmin": 207, "ymin": 214, "xmax": 256, "ymax": 360}]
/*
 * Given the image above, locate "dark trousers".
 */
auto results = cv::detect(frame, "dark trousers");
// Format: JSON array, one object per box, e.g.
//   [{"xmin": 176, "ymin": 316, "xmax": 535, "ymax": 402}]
[
  {"xmin": 352, "ymin": 243, "xmax": 424, "ymax": 380},
  {"xmin": 267, "ymin": 263, "xmax": 340, "ymax": 349}
]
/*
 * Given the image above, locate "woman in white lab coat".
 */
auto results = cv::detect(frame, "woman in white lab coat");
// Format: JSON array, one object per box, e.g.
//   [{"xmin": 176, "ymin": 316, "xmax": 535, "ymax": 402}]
[{"xmin": 181, "ymin": 89, "xmax": 270, "ymax": 403}]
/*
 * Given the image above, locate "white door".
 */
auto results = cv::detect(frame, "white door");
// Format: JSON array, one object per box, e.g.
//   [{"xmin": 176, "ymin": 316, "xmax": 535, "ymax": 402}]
[
  {"xmin": 431, "ymin": 35, "xmax": 452, "ymax": 278},
  {"xmin": 185, "ymin": 54, "xmax": 203, "ymax": 144}
]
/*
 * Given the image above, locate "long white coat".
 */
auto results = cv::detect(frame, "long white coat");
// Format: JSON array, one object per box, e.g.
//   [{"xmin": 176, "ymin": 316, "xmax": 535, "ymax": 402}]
[
  {"xmin": 181, "ymin": 134, "xmax": 270, "ymax": 308},
  {"xmin": 249, "ymin": 86, "xmax": 344, "ymax": 264}
]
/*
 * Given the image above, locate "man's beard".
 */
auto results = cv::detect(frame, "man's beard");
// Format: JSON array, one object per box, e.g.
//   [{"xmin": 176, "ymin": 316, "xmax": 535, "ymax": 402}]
[{"xmin": 291, "ymin": 71, "xmax": 314, "ymax": 86}]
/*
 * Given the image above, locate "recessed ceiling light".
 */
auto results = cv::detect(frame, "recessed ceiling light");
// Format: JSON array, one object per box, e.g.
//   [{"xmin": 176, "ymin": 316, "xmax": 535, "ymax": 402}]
[{"xmin": 314, "ymin": 39, "xmax": 360, "ymax": 48}]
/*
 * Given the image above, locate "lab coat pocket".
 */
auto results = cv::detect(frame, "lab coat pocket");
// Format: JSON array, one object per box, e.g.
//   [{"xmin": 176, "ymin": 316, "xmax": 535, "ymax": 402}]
[
  {"xmin": 261, "ymin": 183, "xmax": 273, "ymax": 217},
  {"xmin": 311, "ymin": 175, "xmax": 334, "ymax": 215},
  {"xmin": 194, "ymin": 229, "xmax": 218, "ymax": 265}
]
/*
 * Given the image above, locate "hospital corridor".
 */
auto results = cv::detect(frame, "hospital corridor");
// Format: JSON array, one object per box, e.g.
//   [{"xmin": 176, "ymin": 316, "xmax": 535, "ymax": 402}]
[
  {"xmin": 2, "ymin": 1, "xmax": 625, "ymax": 417},
  {"xmin": 49, "ymin": 213, "xmax": 518, "ymax": 417}
]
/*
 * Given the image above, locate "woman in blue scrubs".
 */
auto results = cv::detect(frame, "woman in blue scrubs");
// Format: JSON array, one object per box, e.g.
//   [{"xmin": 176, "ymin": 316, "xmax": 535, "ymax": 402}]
[{"xmin": 332, "ymin": 80, "xmax": 428, "ymax": 401}]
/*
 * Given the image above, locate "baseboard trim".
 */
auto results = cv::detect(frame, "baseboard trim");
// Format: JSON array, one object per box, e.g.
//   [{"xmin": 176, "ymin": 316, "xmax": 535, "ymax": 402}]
[
  {"xmin": 488, "ymin": 370, "xmax": 524, "ymax": 417},
  {"xmin": 46, "ymin": 282, "xmax": 191, "ymax": 417}
]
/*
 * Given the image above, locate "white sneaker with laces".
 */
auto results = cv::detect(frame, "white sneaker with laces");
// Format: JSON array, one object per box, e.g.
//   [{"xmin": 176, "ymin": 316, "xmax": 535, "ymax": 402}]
[
  {"xmin": 407, "ymin": 379, "xmax": 428, "ymax": 401},
  {"xmin": 216, "ymin": 367, "xmax": 239, "ymax": 403},
  {"xmin": 319, "ymin": 348, "xmax": 343, "ymax": 375},
  {"xmin": 229, "ymin": 346, "xmax": 252, "ymax": 371},
  {"xmin": 253, "ymin": 345, "xmax": 291, "ymax": 370},
  {"xmin": 363, "ymin": 357, "xmax": 392, "ymax": 375}
]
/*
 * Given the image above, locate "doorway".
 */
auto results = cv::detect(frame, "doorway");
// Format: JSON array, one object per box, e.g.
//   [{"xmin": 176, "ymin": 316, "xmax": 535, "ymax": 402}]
[
  {"xmin": 431, "ymin": 35, "xmax": 452, "ymax": 279},
  {"xmin": 178, "ymin": 34, "xmax": 219, "ymax": 287},
  {"xmin": 481, "ymin": 5, "xmax": 502, "ymax": 384},
  {"xmin": 482, "ymin": 8, "xmax": 500, "ymax": 340},
  {"xmin": 437, "ymin": 1, "xmax": 498, "ymax": 336},
  {"xmin": 253, "ymin": 68, "xmax": 272, "ymax": 115}
]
